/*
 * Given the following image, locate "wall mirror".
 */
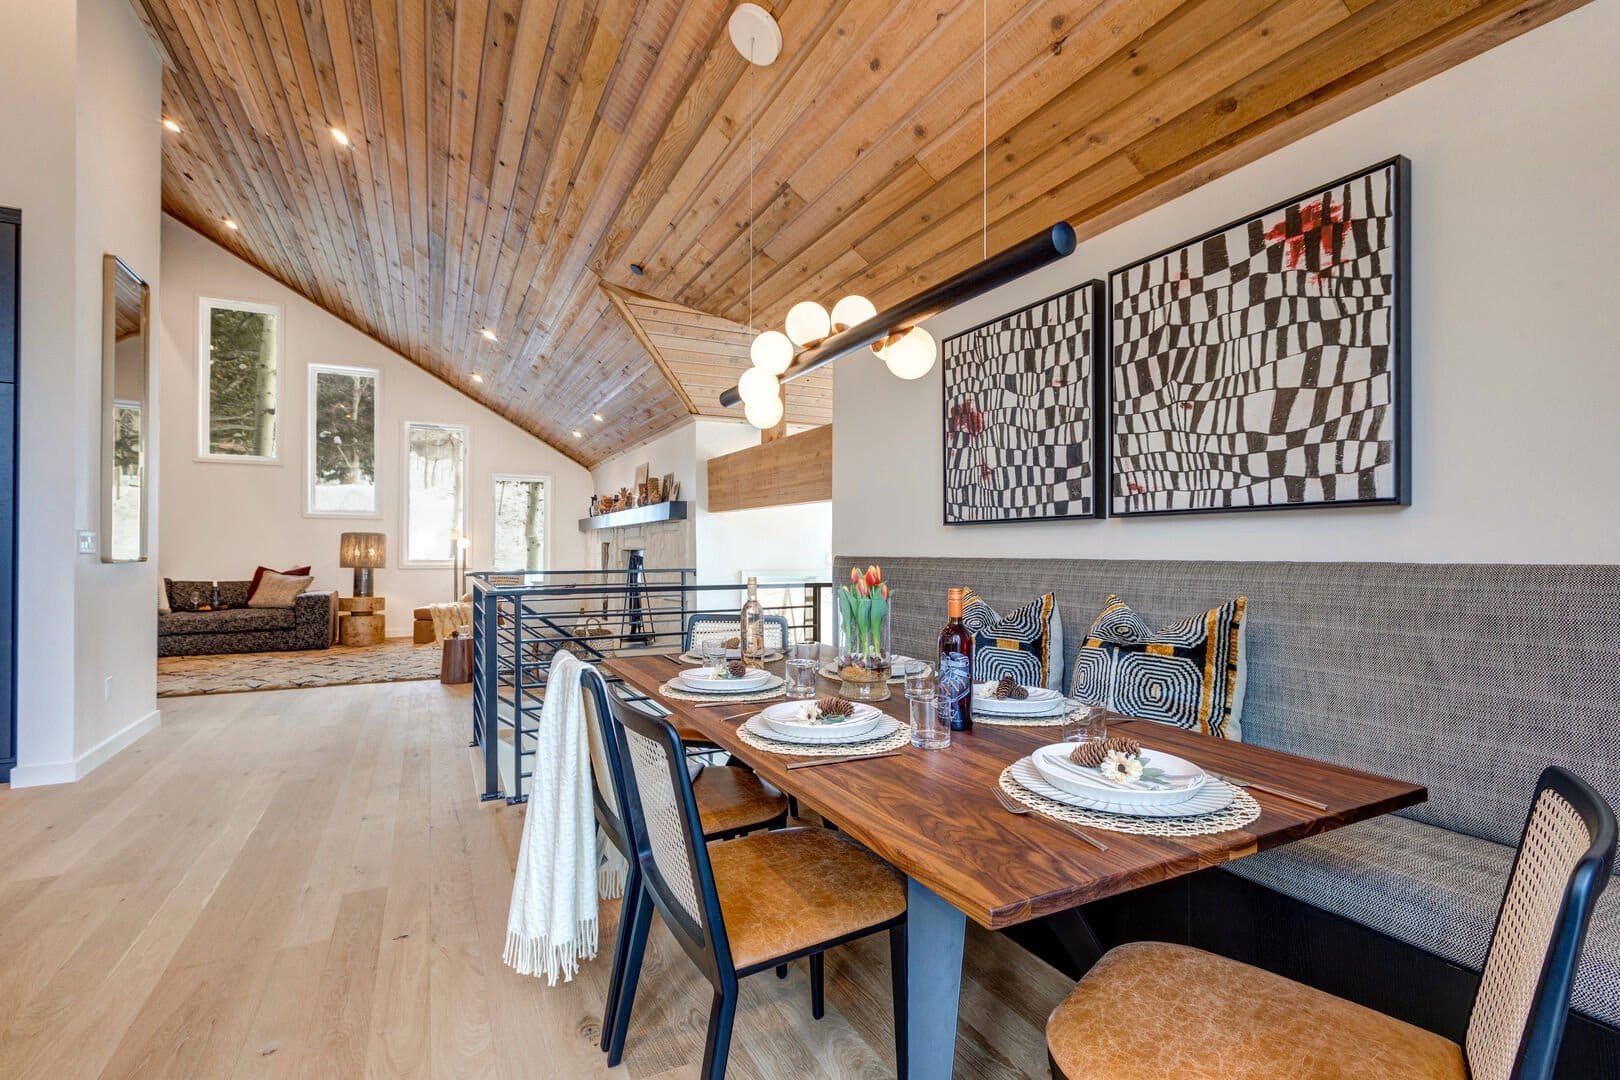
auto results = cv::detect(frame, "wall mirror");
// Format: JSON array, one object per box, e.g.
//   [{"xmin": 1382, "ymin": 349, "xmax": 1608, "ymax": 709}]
[{"xmin": 102, "ymin": 254, "xmax": 150, "ymax": 563}]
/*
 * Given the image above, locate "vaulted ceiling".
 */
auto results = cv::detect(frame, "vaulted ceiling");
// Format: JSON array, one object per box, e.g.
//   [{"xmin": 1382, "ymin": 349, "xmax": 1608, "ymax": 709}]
[{"xmin": 133, "ymin": 0, "xmax": 1583, "ymax": 466}]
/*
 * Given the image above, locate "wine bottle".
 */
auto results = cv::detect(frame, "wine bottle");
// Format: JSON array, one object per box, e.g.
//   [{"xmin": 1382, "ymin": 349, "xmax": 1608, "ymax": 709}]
[
  {"xmin": 740, "ymin": 576, "xmax": 766, "ymax": 669},
  {"xmin": 938, "ymin": 587, "xmax": 973, "ymax": 731}
]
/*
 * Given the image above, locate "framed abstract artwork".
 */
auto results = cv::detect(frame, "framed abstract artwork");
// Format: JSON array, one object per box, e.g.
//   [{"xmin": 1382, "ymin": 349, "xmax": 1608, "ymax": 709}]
[
  {"xmin": 1108, "ymin": 156, "xmax": 1411, "ymax": 517},
  {"xmin": 941, "ymin": 281, "xmax": 1106, "ymax": 524}
]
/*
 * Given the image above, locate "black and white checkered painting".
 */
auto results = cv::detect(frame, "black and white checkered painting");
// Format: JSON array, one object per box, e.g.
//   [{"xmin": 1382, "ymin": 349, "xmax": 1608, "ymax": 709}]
[
  {"xmin": 942, "ymin": 282, "xmax": 1103, "ymax": 524},
  {"xmin": 1109, "ymin": 159, "xmax": 1409, "ymax": 516}
]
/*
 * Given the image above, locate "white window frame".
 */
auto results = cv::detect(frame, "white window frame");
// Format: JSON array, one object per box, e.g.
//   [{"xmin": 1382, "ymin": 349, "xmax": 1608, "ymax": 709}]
[
  {"xmin": 196, "ymin": 295, "xmax": 283, "ymax": 463},
  {"xmin": 491, "ymin": 473, "xmax": 552, "ymax": 574},
  {"xmin": 305, "ymin": 363, "xmax": 382, "ymax": 518},
  {"xmin": 402, "ymin": 420, "xmax": 469, "ymax": 567}
]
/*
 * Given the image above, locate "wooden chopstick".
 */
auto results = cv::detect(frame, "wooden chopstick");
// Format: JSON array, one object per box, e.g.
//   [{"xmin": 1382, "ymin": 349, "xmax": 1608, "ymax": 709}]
[{"xmin": 786, "ymin": 752, "xmax": 902, "ymax": 771}]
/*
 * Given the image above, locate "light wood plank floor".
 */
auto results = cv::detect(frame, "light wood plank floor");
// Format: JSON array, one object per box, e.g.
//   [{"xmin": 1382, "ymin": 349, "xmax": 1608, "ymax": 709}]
[{"xmin": 0, "ymin": 680, "xmax": 1071, "ymax": 1078}]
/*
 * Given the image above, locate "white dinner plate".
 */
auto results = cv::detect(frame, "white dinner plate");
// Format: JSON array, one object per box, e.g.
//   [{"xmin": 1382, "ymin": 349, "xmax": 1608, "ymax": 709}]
[
  {"xmin": 675, "ymin": 668, "xmax": 780, "ymax": 693},
  {"xmin": 680, "ymin": 650, "xmax": 785, "ymax": 665},
  {"xmin": 970, "ymin": 683, "xmax": 1065, "ymax": 716},
  {"xmin": 1030, "ymin": 743, "xmax": 1208, "ymax": 808},
  {"xmin": 758, "ymin": 700, "xmax": 883, "ymax": 740},
  {"xmin": 743, "ymin": 714, "xmax": 900, "ymax": 746},
  {"xmin": 818, "ymin": 655, "xmax": 920, "ymax": 682},
  {"xmin": 1009, "ymin": 756, "xmax": 1234, "ymax": 818}
]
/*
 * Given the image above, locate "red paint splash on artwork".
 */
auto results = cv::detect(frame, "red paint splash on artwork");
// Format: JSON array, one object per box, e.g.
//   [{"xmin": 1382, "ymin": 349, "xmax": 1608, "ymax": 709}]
[{"xmin": 1264, "ymin": 194, "xmax": 1349, "ymax": 283}]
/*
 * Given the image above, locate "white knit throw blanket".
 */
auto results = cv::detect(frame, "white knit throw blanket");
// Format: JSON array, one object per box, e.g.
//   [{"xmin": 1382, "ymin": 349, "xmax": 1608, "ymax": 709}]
[{"xmin": 503, "ymin": 650, "xmax": 628, "ymax": 983}]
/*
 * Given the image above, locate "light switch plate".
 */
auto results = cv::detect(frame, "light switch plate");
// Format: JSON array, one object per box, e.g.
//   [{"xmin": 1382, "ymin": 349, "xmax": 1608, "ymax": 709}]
[{"xmin": 77, "ymin": 530, "xmax": 97, "ymax": 554}]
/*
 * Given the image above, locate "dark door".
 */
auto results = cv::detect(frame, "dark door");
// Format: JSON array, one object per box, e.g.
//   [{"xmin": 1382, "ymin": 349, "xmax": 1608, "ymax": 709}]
[{"xmin": 0, "ymin": 208, "xmax": 17, "ymax": 781}]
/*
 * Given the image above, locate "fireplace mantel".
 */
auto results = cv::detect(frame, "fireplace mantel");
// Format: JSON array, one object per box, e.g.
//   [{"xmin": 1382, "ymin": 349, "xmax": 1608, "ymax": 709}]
[{"xmin": 577, "ymin": 500, "xmax": 688, "ymax": 532}]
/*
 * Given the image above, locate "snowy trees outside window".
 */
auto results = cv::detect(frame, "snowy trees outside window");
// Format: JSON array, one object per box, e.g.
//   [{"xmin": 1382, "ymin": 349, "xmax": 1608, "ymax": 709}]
[
  {"xmin": 492, "ymin": 476, "xmax": 547, "ymax": 573},
  {"xmin": 309, "ymin": 365, "xmax": 378, "ymax": 515},
  {"xmin": 199, "ymin": 298, "xmax": 280, "ymax": 460},
  {"xmin": 405, "ymin": 422, "xmax": 467, "ymax": 564}
]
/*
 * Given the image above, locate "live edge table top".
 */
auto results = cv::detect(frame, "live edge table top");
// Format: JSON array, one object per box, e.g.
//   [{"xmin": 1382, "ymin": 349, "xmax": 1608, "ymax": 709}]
[{"xmin": 602, "ymin": 653, "xmax": 1426, "ymax": 931}]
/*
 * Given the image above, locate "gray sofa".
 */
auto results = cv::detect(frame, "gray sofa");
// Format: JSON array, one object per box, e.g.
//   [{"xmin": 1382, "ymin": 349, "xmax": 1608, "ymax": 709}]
[
  {"xmin": 843, "ymin": 556, "xmax": 1620, "ymax": 1047},
  {"xmin": 159, "ymin": 579, "xmax": 334, "ymax": 657}
]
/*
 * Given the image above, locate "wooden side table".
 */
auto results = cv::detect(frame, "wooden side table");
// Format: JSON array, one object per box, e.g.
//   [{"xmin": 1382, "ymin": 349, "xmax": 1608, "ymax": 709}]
[
  {"xmin": 440, "ymin": 636, "xmax": 473, "ymax": 684},
  {"xmin": 339, "ymin": 596, "xmax": 386, "ymax": 647}
]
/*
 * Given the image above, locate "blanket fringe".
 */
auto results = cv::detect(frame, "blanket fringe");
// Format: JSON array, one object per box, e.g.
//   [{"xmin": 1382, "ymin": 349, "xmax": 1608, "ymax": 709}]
[{"xmin": 503, "ymin": 918, "xmax": 600, "ymax": 987}]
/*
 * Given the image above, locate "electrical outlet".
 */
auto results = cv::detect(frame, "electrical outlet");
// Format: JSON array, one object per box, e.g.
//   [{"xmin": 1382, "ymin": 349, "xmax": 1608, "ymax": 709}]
[
  {"xmin": 104, "ymin": 676, "xmax": 112, "ymax": 702},
  {"xmin": 77, "ymin": 530, "xmax": 97, "ymax": 554}
]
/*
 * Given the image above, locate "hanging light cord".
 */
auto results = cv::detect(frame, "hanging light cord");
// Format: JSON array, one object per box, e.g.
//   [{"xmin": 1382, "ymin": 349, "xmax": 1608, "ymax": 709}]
[
  {"xmin": 747, "ymin": 37, "xmax": 756, "ymax": 333},
  {"xmin": 982, "ymin": 0, "xmax": 988, "ymax": 260}
]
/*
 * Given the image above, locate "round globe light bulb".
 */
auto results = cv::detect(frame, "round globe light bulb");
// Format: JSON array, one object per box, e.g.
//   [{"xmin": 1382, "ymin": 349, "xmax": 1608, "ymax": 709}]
[
  {"xmin": 749, "ymin": 329, "xmax": 793, "ymax": 375},
  {"xmin": 744, "ymin": 393, "xmax": 784, "ymax": 430},
  {"xmin": 784, "ymin": 300, "xmax": 831, "ymax": 346},
  {"xmin": 881, "ymin": 326, "xmax": 937, "ymax": 380},
  {"xmin": 737, "ymin": 365, "xmax": 780, "ymax": 406},
  {"xmin": 829, "ymin": 294, "xmax": 876, "ymax": 332}
]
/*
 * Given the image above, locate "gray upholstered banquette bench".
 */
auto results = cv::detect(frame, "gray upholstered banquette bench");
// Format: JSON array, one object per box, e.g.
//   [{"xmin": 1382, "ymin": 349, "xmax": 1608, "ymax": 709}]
[{"xmin": 838, "ymin": 556, "xmax": 1620, "ymax": 1068}]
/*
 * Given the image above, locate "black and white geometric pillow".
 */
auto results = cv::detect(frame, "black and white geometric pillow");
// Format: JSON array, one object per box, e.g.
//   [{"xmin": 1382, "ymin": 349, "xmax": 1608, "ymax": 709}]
[
  {"xmin": 1070, "ymin": 595, "xmax": 1249, "ymax": 740},
  {"xmin": 961, "ymin": 589, "xmax": 1064, "ymax": 691}
]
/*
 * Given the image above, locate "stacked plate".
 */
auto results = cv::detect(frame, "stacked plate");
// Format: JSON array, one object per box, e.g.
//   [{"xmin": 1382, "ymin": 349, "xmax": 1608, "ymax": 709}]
[
  {"xmin": 971, "ymin": 683, "xmax": 1068, "ymax": 719},
  {"xmin": 744, "ymin": 700, "xmax": 901, "ymax": 746},
  {"xmin": 818, "ymin": 654, "xmax": 923, "ymax": 682},
  {"xmin": 672, "ymin": 666, "xmax": 785, "ymax": 695},
  {"xmin": 679, "ymin": 648, "xmax": 784, "ymax": 665},
  {"xmin": 1006, "ymin": 743, "xmax": 1235, "ymax": 817}
]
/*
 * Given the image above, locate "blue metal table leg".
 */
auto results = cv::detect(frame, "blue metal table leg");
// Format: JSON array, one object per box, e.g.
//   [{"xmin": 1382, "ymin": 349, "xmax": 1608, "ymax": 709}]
[{"xmin": 904, "ymin": 877, "xmax": 967, "ymax": 1080}]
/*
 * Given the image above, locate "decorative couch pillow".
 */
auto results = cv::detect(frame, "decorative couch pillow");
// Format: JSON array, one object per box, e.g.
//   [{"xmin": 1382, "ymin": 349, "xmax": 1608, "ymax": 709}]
[
  {"xmin": 247, "ymin": 572, "xmax": 314, "ymax": 609},
  {"xmin": 248, "ymin": 564, "xmax": 311, "ymax": 604},
  {"xmin": 1071, "ymin": 595, "xmax": 1248, "ymax": 739},
  {"xmin": 960, "ymin": 588, "xmax": 1064, "ymax": 691}
]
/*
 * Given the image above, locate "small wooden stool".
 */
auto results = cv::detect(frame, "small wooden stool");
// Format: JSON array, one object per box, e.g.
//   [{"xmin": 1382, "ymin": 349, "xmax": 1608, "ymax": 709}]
[
  {"xmin": 440, "ymin": 636, "xmax": 473, "ymax": 684},
  {"xmin": 339, "ymin": 596, "xmax": 386, "ymax": 647},
  {"xmin": 412, "ymin": 606, "xmax": 435, "ymax": 644}
]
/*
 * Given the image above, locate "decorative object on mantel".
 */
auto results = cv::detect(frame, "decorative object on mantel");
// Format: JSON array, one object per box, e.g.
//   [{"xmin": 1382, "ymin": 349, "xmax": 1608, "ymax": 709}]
[
  {"xmin": 578, "ymin": 499, "xmax": 688, "ymax": 532},
  {"xmin": 1109, "ymin": 157, "xmax": 1411, "ymax": 516},
  {"xmin": 943, "ymin": 282, "xmax": 1105, "ymax": 523},
  {"xmin": 836, "ymin": 564, "xmax": 893, "ymax": 702},
  {"xmin": 722, "ymin": 3, "xmax": 1075, "ymax": 428}
]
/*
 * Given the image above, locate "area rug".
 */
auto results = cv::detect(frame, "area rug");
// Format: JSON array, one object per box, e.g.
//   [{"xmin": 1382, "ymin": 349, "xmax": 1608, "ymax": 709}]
[{"xmin": 157, "ymin": 637, "xmax": 441, "ymax": 697}]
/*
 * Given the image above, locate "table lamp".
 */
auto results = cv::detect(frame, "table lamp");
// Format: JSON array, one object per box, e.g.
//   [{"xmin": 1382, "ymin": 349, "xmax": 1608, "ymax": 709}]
[{"xmin": 339, "ymin": 532, "xmax": 386, "ymax": 597}]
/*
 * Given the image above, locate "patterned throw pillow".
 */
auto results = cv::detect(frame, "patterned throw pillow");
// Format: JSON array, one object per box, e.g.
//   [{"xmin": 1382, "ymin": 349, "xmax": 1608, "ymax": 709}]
[
  {"xmin": 247, "ymin": 572, "xmax": 314, "ymax": 609},
  {"xmin": 960, "ymin": 588, "xmax": 1064, "ymax": 691},
  {"xmin": 1070, "ymin": 595, "xmax": 1249, "ymax": 740}
]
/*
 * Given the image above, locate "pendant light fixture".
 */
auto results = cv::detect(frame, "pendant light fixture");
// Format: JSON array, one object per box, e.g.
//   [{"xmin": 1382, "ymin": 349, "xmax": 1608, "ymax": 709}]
[{"xmin": 724, "ymin": 0, "xmax": 1075, "ymax": 413}]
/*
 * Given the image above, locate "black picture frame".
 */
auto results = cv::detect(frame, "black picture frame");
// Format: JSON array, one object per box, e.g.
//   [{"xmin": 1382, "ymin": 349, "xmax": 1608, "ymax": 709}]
[
  {"xmin": 1106, "ymin": 155, "xmax": 1411, "ymax": 518},
  {"xmin": 940, "ymin": 280, "xmax": 1107, "ymax": 525}
]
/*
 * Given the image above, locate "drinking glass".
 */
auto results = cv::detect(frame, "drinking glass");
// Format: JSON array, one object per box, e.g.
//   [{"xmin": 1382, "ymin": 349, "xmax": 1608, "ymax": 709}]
[
  {"xmin": 906, "ymin": 665, "xmax": 950, "ymax": 750},
  {"xmin": 702, "ymin": 639, "xmax": 726, "ymax": 677},
  {"xmin": 785, "ymin": 642, "xmax": 819, "ymax": 699},
  {"xmin": 1062, "ymin": 703, "xmax": 1108, "ymax": 751}
]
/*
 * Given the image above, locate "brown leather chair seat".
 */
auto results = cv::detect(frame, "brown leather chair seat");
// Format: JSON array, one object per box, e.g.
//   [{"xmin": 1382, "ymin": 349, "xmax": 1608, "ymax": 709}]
[
  {"xmin": 707, "ymin": 827, "xmax": 906, "ymax": 971},
  {"xmin": 692, "ymin": 764, "xmax": 787, "ymax": 837},
  {"xmin": 1047, "ymin": 942, "xmax": 1464, "ymax": 1080}
]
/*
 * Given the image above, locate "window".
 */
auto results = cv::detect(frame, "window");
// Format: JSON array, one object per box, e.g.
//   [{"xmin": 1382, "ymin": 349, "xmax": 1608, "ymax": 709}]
[
  {"xmin": 110, "ymin": 401, "xmax": 143, "ymax": 561},
  {"xmin": 404, "ymin": 421, "xmax": 467, "ymax": 565},
  {"xmin": 308, "ymin": 365, "xmax": 379, "ymax": 515},
  {"xmin": 198, "ymin": 297, "xmax": 280, "ymax": 460},
  {"xmin": 492, "ymin": 475, "xmax": 548, "ymax": 572}
]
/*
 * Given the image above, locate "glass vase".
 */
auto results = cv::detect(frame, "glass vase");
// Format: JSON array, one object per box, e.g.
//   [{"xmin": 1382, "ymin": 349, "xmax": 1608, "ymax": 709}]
[{"xmin": 836, "ymin": 602, "xmax": 892, "ymax": 702}]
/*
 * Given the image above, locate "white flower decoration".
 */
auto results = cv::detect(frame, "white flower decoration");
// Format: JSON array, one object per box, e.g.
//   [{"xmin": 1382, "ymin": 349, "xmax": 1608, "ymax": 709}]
[
  {"xmin": 1121, "ymin": 757, "xmax": 1144, "ymax": 781},
  {"xmin": 1098, "ymin": 750, "xmax": 1131, "ymax": 784},
  {"xmin": 797, "ymin": 703, "xmax": 821, "ymax": 724}
]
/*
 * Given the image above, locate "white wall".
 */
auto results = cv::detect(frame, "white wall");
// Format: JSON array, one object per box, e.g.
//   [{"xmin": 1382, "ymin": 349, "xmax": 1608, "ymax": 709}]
[
  {"xmin": 835, "ymin": 0, "xmax": 1620, "ymax": 566},
  {"xmin": 158, "ymin": 218, "xmax": 594, "ymax": 635},
  {"xmin": 590, "ymin": 419, "xmax": 699, "ymax": 510},
  {"xmin": 0, "ymin": 0, "xmax": 162, "ymax": 785}
]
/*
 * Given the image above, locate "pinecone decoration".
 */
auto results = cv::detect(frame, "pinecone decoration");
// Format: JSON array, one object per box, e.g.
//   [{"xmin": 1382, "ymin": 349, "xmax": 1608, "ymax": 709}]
[
  {"xmin": 993, "ymin": 674, "xmax": 1030, "ymax": 700},
  {"xmin": 817, "ymin": 696, "xmax": 854, "ymax": 718},
  {"xmin": 1068, "ymin": 735, "xmax": 1142, "ymax": 768},
  {"xmin": 725, "ymin": 659, "xmax": 748, "ymax": 678}
]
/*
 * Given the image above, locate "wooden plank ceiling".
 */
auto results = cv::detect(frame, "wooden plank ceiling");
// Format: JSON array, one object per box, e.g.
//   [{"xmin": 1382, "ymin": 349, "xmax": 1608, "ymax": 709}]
[{"xmin": 136, "ymin": 0, "xmax": 1585, "ymax": 467}]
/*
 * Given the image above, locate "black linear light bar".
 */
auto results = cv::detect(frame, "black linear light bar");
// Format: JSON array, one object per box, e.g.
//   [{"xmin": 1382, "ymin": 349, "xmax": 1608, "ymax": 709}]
[{"xmin": 719, "ymin": 221, "xmax": 1077, "ymax": 408}]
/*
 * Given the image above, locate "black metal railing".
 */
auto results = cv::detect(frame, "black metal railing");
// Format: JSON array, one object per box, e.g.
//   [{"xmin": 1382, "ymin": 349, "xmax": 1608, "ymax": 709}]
[{"xmin": 468, "ymin": 569, "xmax": 831, "ymax": 803}]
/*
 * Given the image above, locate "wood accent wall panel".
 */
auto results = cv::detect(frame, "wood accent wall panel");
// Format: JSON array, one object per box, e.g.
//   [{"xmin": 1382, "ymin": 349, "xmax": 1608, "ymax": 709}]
[
  {"xmin": 706, "ymin": 424, "xmax": 832, "ymax": 512},
  {"xmin": 136, "ymin": 0, "xmax": 1590, "ymax": 465}
]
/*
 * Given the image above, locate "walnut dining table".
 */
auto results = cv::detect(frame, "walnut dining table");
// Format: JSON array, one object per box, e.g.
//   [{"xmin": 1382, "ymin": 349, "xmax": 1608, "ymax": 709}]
[{"xmin": 601, "ymin": 653, "xmax": 1426, "ymax": 1080}]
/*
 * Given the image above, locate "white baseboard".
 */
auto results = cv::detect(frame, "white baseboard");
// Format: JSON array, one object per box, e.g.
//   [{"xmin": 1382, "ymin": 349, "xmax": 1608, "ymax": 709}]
[{"xmin": 8, "ymin": 708, "xmax": 162, "ymax": 788}]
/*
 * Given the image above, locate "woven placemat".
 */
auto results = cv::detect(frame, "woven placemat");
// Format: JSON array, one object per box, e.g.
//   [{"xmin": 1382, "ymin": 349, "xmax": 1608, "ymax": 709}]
[
  {"xmin": 737, "ymin": 718, "xmax": 913, "ymax": 758},
  {"xmin": 997, "ymin": 767, "xmax": 1262, "ymax": 837},
  {"xmin": 658, "ymin": 679, "xmax": 786, "ymax": 705}
]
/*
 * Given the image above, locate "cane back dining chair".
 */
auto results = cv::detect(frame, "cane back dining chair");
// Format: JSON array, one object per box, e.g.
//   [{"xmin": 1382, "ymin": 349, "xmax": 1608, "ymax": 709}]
[
  {"xmin": 1045, "ymin": 765, "xmax": 1617, "ymax": 1080},
  {"xmin": 579, "ymin": 667, "xmax": 790, "ymax": 1065},
  {"xmin": 684, "ymin": 612, "xmax": 792, "ymax": 653},
  {"xmin": 600, "ymin": 685, "xmax": 909, "ymax": 1078}
]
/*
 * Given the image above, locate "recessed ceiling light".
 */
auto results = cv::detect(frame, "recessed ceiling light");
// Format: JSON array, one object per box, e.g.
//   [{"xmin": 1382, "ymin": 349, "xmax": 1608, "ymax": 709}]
[
  {"xmin": 330, "ymin": 127, "xmax": 351, "ymax": 147},
  {"xmin": 162, "ymin": 117, "xmax": 182, "ymax": 133},
  {"xmin": 480, "ymin": 328, "xmax": 498, "ymax": 342},
  {"xmin": 572, "ymin": 430, "xmax": 583, "ymax": 439},
  {"xmin": 471, "ymin": 373, "xmax": 483, "ymax": 384},
  {"xmin": 592, "ymin": 412, "xmax": 604, "ymax": 422},
  {"xmin": 223, "ymin": 218, "xmax": 239, "ymax": 231}
]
